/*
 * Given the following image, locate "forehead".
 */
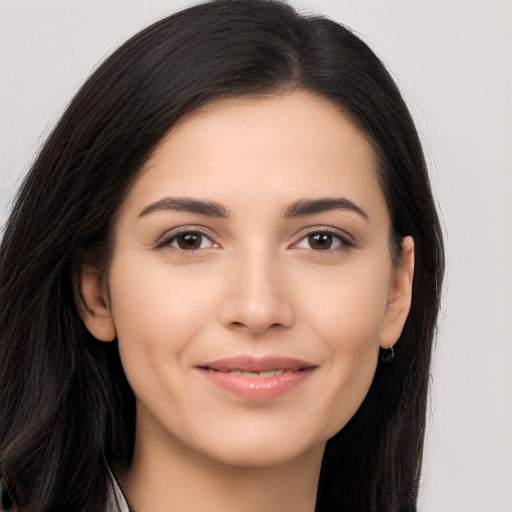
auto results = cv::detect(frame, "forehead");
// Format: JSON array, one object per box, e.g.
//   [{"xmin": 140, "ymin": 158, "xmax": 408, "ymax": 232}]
[{"xmin": 122, "ymin": 90, "xmax": 386, "ymax": 221}]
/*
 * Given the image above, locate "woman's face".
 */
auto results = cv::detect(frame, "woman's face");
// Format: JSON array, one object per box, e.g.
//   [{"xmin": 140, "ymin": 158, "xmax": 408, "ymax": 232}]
[{"xmin": 81, "ymin": 90, "xmax": 413, "ymax": 468}]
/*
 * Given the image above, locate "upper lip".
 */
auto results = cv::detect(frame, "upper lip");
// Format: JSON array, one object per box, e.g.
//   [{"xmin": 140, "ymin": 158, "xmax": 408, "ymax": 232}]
[{"xmin": 197, "ymin": 355, "xmax": 317, "ymax": 373}]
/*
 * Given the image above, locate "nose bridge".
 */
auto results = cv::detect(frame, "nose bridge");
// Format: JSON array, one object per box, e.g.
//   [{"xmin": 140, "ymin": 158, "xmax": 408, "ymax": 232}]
[{"xmin": 219, "ymin": 241, "xmax": 294, "ymax": 333}]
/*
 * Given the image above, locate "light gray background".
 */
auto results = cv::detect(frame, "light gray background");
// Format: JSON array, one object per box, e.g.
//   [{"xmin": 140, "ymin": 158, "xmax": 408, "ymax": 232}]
[{"xmin": 1, "ymin": 1, "xmax": 511, "ymax": 510}]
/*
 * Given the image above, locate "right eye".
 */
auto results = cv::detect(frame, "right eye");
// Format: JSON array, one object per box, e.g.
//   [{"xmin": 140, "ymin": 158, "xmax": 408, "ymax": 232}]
[{"xmin": 165, "ymin": 231, "xmax": 216, "ymax": 251}]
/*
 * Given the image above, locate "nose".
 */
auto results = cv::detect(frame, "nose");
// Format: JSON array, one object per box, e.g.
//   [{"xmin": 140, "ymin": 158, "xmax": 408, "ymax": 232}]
[{"xmin": 218, "ymin": 247, "xmax": 295, "ymax": 335}]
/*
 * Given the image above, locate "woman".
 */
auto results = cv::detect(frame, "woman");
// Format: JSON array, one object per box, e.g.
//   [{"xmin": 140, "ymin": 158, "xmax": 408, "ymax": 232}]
[{"xmin": 0, "ymin": 1, "xmax": 444, "ymax": 511}]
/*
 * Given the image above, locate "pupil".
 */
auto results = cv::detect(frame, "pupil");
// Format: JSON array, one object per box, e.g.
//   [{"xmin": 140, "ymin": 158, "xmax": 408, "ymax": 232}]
[
  {"xmin": 178, "ymin": 233, "xmax": 201, "ymax": 250},
  {"xmin": 309, "ymin": 233, "xmax": 332, "ymax": 250}
]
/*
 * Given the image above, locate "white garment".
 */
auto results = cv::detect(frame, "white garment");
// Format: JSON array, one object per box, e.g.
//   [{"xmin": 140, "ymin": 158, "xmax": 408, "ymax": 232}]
[{"xmin": 106, "ymin": 471, "xmax": 130, "ymax": 512}]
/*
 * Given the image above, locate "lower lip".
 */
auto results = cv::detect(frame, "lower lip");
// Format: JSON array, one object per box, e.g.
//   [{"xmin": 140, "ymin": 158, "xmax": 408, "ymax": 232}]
[{"xmin": 198, "ymin": 368, "xmax": 315, "ymax": 400}]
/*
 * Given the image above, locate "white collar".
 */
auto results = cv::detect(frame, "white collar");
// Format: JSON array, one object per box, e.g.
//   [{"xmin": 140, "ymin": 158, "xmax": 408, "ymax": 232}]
[{"xmin": 107, "ymin": 467, "xmax": 130, "ymax": 512}]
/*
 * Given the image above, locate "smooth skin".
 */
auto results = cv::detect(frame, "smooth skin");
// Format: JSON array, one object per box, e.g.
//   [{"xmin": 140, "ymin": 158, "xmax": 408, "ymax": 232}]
[{"xmin": 79, "ymin": 90, "xmax": 414, "ymax": 512}]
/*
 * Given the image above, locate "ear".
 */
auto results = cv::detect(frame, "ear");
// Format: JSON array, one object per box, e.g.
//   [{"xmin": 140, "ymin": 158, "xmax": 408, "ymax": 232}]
[
  {"xmin": 380, "ymin": 236, "xmax": 415, "ymax": 349},
  {"xmin": 75, "ymin": 265, "xmax": 116, "ymax": 342}
]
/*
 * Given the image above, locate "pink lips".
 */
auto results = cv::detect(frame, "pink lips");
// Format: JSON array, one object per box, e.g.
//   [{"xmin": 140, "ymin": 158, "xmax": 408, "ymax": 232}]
[{"xmin": 196, "ymin": 356, "xmax": 317, "ymax": 400}]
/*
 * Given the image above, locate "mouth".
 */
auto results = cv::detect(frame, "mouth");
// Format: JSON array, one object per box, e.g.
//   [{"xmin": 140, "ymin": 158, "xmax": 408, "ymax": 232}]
[
  {"xmin": 216, "ymin": 369, "xmax": 286, "ymax": 378},
  {"xmin": 196, "ymin": 356, "xmax": 317, "ymax": 400}
]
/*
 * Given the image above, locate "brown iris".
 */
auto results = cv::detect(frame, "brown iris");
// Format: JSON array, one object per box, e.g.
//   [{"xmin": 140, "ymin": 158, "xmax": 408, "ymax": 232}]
[
  {"xmin": 308, "ymin": 233, "xmax": 334, "ymax": 250},
  {"xmin": 176, "ymin": 233, "xmax": 203, "ymax": 250}
]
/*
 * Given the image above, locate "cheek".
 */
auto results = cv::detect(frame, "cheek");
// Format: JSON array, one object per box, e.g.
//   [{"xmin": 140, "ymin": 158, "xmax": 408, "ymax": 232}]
[
  {"xmin": 109, "ymin": 255, "xmax": 214, "ymax": 339},
  {"xmin": 107, "ymin": 257, "xmax": 217, "ymax": 394},
  {"xmin": 292, "ymin": 258, "xmax": 390, "ymax": 434},
  {"xmin": 296, "ymin": 255, "xmax": 391, "ymax": 345}
]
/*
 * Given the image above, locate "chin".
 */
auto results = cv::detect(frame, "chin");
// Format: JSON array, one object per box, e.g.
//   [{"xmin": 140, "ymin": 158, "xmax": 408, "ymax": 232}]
[{"xmin": 201, "ymin": 435, "xmax": 325, "ymax": 469}]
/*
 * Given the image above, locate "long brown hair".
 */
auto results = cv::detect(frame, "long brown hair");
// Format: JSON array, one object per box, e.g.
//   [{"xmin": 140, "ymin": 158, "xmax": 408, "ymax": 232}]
[{"xmin": 0, "ymin": 1, "xmax": 444, "ymax": 510}]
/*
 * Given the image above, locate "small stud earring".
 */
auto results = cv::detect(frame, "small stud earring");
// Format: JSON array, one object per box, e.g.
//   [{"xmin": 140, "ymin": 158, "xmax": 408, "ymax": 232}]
[{"xmin": 381, "ymin": 346, "xmax": 395, "ymax": 364}]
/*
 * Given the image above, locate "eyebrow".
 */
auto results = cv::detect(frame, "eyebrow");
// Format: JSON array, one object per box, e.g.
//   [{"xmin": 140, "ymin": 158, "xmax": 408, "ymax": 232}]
[
  {"xmin": 138, "ymin": 196, "xmax": 369, "ymax": 222},
  {"xmin": 283, "ymin": 198, "xmax": 369, "ymax": 222},
  {"xmin": 138, "ymin": 197, "xmax": 230, "ymax": 218}
]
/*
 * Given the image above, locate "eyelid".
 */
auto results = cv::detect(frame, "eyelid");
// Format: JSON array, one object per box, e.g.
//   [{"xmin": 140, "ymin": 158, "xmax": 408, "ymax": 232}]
[
  {"xmin": 155, "ymin": 225, "xmax": 220, "ymax": 250},
  {"xmin": 290, "ymin": 226, "xmax": 356, "ymax": 251}
]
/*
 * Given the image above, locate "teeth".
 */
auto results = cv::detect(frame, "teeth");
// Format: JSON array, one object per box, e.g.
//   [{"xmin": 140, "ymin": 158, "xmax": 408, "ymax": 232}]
[{"xmin": 230, "ymin": 369, "xmax": 285, "ymax": 378}]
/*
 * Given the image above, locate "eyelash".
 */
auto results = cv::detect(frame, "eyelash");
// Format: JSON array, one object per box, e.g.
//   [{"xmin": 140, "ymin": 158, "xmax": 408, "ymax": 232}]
[
  {"xmin": 292, "ymin": 228, "xmax": 355, "ymax": 252},
  {"xmin": 157, "ymin": 227, "xmax": 355, "ymax": 254},
  {"xmin": 157, "ymin": 229, "xmax": 217, "ymax": 252}
]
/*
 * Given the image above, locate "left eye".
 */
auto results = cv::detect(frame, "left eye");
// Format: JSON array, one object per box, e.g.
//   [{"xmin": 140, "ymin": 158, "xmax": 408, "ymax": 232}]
[
  {"xmin": 168, "ymin": 232, "xmax": 214, "ymax": 251},
  {"xmin": 295, "ymin": 232, "xmax": 347, "ymax": 251}
]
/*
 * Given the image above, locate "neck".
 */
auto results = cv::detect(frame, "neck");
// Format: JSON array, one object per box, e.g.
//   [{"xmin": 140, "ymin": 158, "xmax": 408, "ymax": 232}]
[{"xmin": 120, "ymin": 416, "xmax": 325, "ymax": 512}]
